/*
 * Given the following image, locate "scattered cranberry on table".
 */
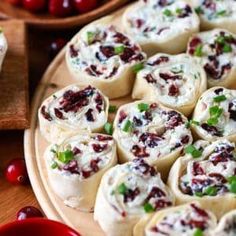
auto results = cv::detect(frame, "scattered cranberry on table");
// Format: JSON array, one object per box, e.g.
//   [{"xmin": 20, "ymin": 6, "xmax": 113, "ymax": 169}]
[
  {"xmin": 6, "ymin": 0, "xmax": 99, "ymax": 17},
  {"xmin": 5, "ymin": 158, "xmax": 29, "ymax": 185},
  {"xmin": 17, "ymin": 206, "xmax": 44, "ymax": 220}
]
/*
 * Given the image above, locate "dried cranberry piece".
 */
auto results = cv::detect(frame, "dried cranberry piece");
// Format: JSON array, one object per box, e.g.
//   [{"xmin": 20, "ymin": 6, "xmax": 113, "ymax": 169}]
[
  {"xmin": 204, "ymin": 63, "xmax": 219, "ymax": 79},
  {"xmin": 192, "ymin": 162, "xmax": 205, "ymax": 176},
  {"xmin": 92, "ymin": 143, "xmax": 108, "ymax": 153},
  {"xmin": 181, "ymin": 135, "xmax": 190, "ymax": 144},
  {"xmin": 54, "ymin": 108, "xmax": 64, "ymax": 119},
  {"xmin": 63, "ymin": 160, "xmax": 79, "ymax": 174},
  {"xmin": 201, "ymin": 123, "xmax": 222, "ymax": 136},
  {"xmin": 131, "ymin": 145, "xmax": 149, "ymax": 158},
  {"xmin": 191, "ymin": 203, "xmax": 209, "ymax": 217},
  {"xmin": 90, "ymin": 159, "xmax": 100, "ymax": 172},
  {"xmin": 94, "ymin": 93, "xmax": 103, "ymax": 113},
  {"xmin": 143, "ymin": 111, "xmax": 153, "ymax": 121},
  {"xmin": 133, "ymin": 117, "xmax": 143, "ymax": 127},
  {"xmin": 228, "ymin": 102, "xmax": 236, "ymax": 121},
  {"xmin": 118, "ymin": 110, "xmax": 127, "ymax": 124},
  {"xmin": 159, "ymin": 73, "xmax": 181, "ymax": 81},
  {"xmin": 85, "ymin": 108, "xmax": 95, "ymax": 122},
  {"xmin": 146, "ymin": 187, "xmax": 166, "ymax": 202},
  {"xmin": 120, "ymin": 47, "xmax": 135, "ymax": 63},
  {"xmin": 203, "ymin": 0, "xmax": 216, "ymax": 10},
  {"xmin": 147, "ymin": 56, "xmax": 169, "ymax": 66},
  {"xmin": 95, "ymin": 135, "xmax": 113, "ymax": 141},
  {"xmin": 105, "ymin": 67, "xmax": 118, "ymax": 79},
  {"xmin": 145, "ymin": 74, "xmax": 156, "ymax": 83},
  {"xmin": 100, "ymin": 46, "xmax": 115, "ymax": 58},
  {"xmin": 189, "ymin": 37, "xmax": 202, "ymax": 48},
  {"xmin": 157, "ymin": 27, "xmax": 169, "ymax": 35},
  {"xmin": 208, "ymin": 173, "xmax": 227, "ymax": 183},
  {"xmin": 214, "ymin": 88, "xmax": 223, "ymax": 95},
  {"xmin": 221, "ymin": 63, "xmax": 232, "ymax": 77},
  {"xmin": 154, "ymin": 200, "xmax": 172, "ymax": 210},
  {"xmin": 166, "ymin": 111, "xmax": 183, "ymax": 128},
  {"xmin": 69, "ymin": 45, "xmax": 78, "ymax": 58},
  {"xmin": 139, "ymin": 133, "xmax": 162, "ymax": 148},
  {"xmin": 72, "ymin": 147, "xmax": 82, "ymax": 155},
  {"xmin": 124, "ymin": 187, "xmax": 140, "ymax": 203},
  {"xmin": 132, "ymin": 159, "xmax": 157, "ymax": 176},
  {"xmin": 113, "ymin": 32, "xmax": 129, "ymax": 45},
  {"xmin": 41, "ymin": 106, "xmax": 52, "ymax": 121},
  {"xmin": 82, "ymin": 170, "xmax": 92, "ymax": 178},
  {"xmin": 177, "ymin": 5, "xmax": 192, "ymax": 18},
  {"xmin": 168, "ymin": 84, "xmax": 179, "ymax": 96},
  {"xmin": 158, "ymin": 0, "xmax": 169, "ymax": 7},
  {"xmin": 150, "ymin": 103, "xmax": 158, "ymax": 109},
  {"xmin": 135, "ymin": 19, "xmax": 144, "ymax": 28}
]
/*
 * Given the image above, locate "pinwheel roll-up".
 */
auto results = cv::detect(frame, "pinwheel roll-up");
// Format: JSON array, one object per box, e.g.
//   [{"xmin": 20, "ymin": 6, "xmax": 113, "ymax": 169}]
[
  {"xmin": 45, "ymin": 133, "xmax": 117, "ymax": 211},
  {"xmin": 65, "ymin": 17, "xmax": 146, "ymax": 99},
  {"xmin": 168, "ymin": 139, "xmax": 236, "ymax": 218},
  {"xmin": 38, "ymin": 85, "xmax": 109, "ymax": 143},
  {"xmin": 122, "ymin": 0, "xmax": 199, "ymax": 56},
  {"xmin": 133, "ymin": 202, "xmax": 217, "ymax": 236},
  {"xmin": 94, "ymin": 159, "xmax": 174, "ymax": 236},
  {"xmin": 187, "ymin": 29, "xmax": 236, "ymax": 88},
  {"xmin": 191, "ymin": 87, "xmax": 236, "ymax": 141},
  {"xmin": 113, "ymin": 101, "xmax": 192, "ymax": 179},
  {"xmin": 191, "ymin": 0, "xmax": 236, "ymax": 33},
  {"xmin": 132, "ymin": 53, "xmax": 207, "ymax": 116},
  {"xmin": 0, "ymin": 29, "xmax": 7, "ymax": 71},
  {"xmin": 214, "ymin": 210, "xmax": 236, "ymax": 235}
]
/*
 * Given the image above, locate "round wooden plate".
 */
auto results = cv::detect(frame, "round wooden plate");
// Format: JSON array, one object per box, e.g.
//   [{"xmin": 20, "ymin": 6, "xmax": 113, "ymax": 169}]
[
  {"xmin": 24, "ymin": 6, "xmax": 133, "ymax": 236},
  {"xmin": 0, "ymin": 0, "xmax": 129, "ymax": 29}
]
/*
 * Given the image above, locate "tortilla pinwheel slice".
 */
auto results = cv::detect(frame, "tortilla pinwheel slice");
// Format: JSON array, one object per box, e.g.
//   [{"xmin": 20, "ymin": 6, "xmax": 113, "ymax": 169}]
[
  {"xmin": 214, "ymin": 210, "xmax": 236, "ymax": 236},
  {"xmin": 191, "ymin": 87, "xmax": 236, "ymax": 141},
  {"xmin": 45, "ymin": 133, "xmax": 117, "ymax": 212},
  {"xmin": 187, "ymin": 29, "xmax": 236, "ymax": 88},
  {"xmin": 122, "ymin": 0, "xmax": 199, "ymax": 56},
  {"xmin": 66, "ymin": 17, "xmax": 146, "ymax": 99},
  {"xmin": 94, "ymin": 159, "xmax": 174, "ymax": 236},
  {"xmin": 191, "ymin": 0, "xmax": 236, "ymax": 33},
  {"xmin": 168, "ymin": 139, "xmax": 236, "ymax": 219},
  {"xmin": 113, "ymin": 101, "xmax": 192, "ymax": 179},
  {"xmin": 0, "ymin": 28, "xmax": 7, "ymax": 72},
  {"xmin": 132, "ymin": 53, "xmax": 207, "ymax": 116},
  {"xmin": 133, "ymin": 202, "xmax": 217, "ymax": 236},
  {"xmin": 38, "ymin": 85, "xmax": 109, "ymax": 143}
]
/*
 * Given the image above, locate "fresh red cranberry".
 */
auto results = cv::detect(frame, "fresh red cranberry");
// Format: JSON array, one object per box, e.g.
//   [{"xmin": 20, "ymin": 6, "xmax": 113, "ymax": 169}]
[
  {"xmin": 17, "ymin": 206, "xmax": 44, "ymax": 220},
  {"xmin": 73, "ymin": 0, "xmax": 97, "ymax": 13},
  {"xmin": 6, "ymin": 0, "xmax": 22, "ymax": 5},
  {"xmin": 48, "ymin": 0, "xmax": 74, "ymax": 17},
  {"xmin": 5, "ymin": 158, "xmax": 28, "ymax": 185},
  {"xmin": 23, "ymin": 0, "xmax": 46, "ymax": 12},
  {"xmin": 49, "ymin": 38, "xmax": 67, "ymax": 59}
]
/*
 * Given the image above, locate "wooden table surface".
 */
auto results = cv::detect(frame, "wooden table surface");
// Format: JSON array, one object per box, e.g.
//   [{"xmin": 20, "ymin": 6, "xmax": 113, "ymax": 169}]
[{"xmin": 0, "ymin": 26, "xmax": 78, "ymax": 225}]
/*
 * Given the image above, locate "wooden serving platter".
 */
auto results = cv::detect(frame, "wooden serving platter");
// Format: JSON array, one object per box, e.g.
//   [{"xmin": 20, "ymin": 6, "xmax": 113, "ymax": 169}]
[
  {"xmin": 24, "ymin": 7, "xmax": 132, "ymax": 236},
  {"xmin": 0, "ymin": 0, "xmax": 129, "ymax": 29},
  {"xmin": 0, "ymin": 20, "xmax": 29, "ymax": 130}
]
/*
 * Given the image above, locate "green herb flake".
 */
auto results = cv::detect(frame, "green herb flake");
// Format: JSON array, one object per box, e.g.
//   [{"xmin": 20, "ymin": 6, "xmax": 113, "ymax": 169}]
[
  {"xmin": 230, "ymin": 181, "xmax": 236, "ymax": 194},
  {"xmin": 214, "ymin": 95, "xmax": 227, "ymax": 103},
  {"xmin": 57, "ymin": 150, "xmax": 74, "ymax": 164},
  {"xmin": 194, "ymin": 44, "xmax": 203, "ymax": 57},
  {"xmin": 87, "ymin": 31, "xmax": 95, "ymax": 45},
  {"xmin": 176, "ymin": 8, "xmax": 182, "ymax": 15},
  {"xmin": 194, "ymin": 191, "xmax": 203, "ymax": 197},
  {"xmin": 216, "ymin": 35, "xmax": 225, "ymax": 45},
  {"xmin": 122, "ymin": 120, "xmax": 133, "ymax": 133},
  {"xmin": 114, "ymin": 45, "xmax": 125, "ymax": 54},
  {"xmin": 216, "ymin": 10, "xmax": 227, "ymax": 17},
  {"xmin": 51, "ymin": 162, "xmax": 58, "ymax": 169},
  {"xmin": 223, "ymin": 43, "xmax": 232, "ymax": 53},
  {"xmin": 195, "ymin": 6, "xmax": 203, "ymax": 14},
  {"xmin": 132, "ymin": 63, "xmax": 144, "ymax": 73},
  {"xmin": 204, "ymin": 186, "xmax": 217, "ymax": 196},
  {"xmin": 143, "ymin": 202, "xmax": 155, "ymax": 213},
  {"xmin": 207, "ymin": 117, "xmax": 219, "ymax": 126},
  {"xmin": 193, "ymin": 228, "xmax": 203, "ymax": 236},
  {"xmin": 163, "ymin": 9, "xmax": 173, "ymax": 17},
  {"xmin": 137, "ymin": 103, "xmax": 149, "ymax": 112},
  {"xmin": 228, "ymin": 176, "xmax": 236, "ymax": 184},
  {"xmin": 104, "ymin": 122, "xmax": 113, "ymax": 135},
  {"xmin": 117, "ymin": 183, "xmax": 128, "ymax": 195},
  {"xmin": 108, "ymin": 105, "xmax": 117, "ymax": 113},
  {"xmin": 185, "ymin": 145, "xmax": 202, "ymax": 158}
]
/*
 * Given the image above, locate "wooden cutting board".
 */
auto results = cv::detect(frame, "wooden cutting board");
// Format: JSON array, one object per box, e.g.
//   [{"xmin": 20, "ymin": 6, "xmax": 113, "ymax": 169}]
[{"xmin": 0, "ymin": 20, "xmax": 29, "ymax": 129}]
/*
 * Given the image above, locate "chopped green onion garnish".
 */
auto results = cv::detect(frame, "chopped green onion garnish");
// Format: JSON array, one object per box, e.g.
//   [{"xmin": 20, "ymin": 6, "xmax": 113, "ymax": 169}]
[
  {"xmin": 87, "ymin": 31, "xmax": 95, "ymax": 44},
  {"xmin": 176, "ymin": 8, "xmax": 182, "ymax": 15},
  {"xmin": 143, "ymin": 202, "xmax": 155, "ymax": 213},
  {"xmin": 223, "ymin": 43, "xmax": 232, "ymax": 53},
  {"xmin": 214, "ymin": 95, "xmax": 227, "ymax": 103},
  {"xmin": 216, "ymin": 35, "xmax": 225, "ymax": 45},
  {"xmin": 194, "ymin": 44, "xmax": 203, "ymax": 57},
  {"xmin": 230, "ymin": 181, "xmax": 236, "ymax": 193},
  {"xmin": 132, "ymin": 63, "xmax": 144, "ymax": 73},
  {"xmin": 194, "ymin": 191, "xmax": 203, "ymax": 197},
  {"xmin": 216, "ymin": 10, "xmax": 227, "ymax": 16},
  {"xmin": 104, "ymin": 122, "xmax": 113, "ymax": 135},
  {"xmin": 186, "ymin": 119, "xmax": 200, "ymax": 128},
  {"xmin": 185, "ymin": 145, "xmax": 202, "ymax": 158},
  {"xmin": 51, "ymin": 162, "xmax": 58, "ymax": 169},
  {"xmin": 228, "ymin": 176, "xmax": 236, "ymax": 183},
  {"xmin": 117, "ymin": 183, "xmax": 128, "ymax": 195},
  {"xmin": 195, "ymin": 6, "xmax": 203, "ymax": 14},
  {"xmin": 137, "ymin": 103, "xmax": 149, "ymax": 112},
  {"xmin": 193, "ymin": 228, "xmax": 203, "ymax": 236},
  {"xmin": 163, "ymin": 9, "xmax": 172, "ymax": 17},
  {"xmin": 122, "ymin": 120, "xmax": 133, "ymax": 133},
  {"xmin": 108, "ymin": 105, "xmax": 117, "ymax": 113},
  {"xmin": 207, "ymin": 117, "xmax": 219, "ymax": 126},
  {"xmin": 114, "ymin": 45, "xmax": 125, "ymax": 54},
  {"xmin": 57, "ymin": 150, "xmax": 74, "ymax": 164},
  {"xmin": 204, "ymin": 186, "xmax": 217, "ymax": 196}
]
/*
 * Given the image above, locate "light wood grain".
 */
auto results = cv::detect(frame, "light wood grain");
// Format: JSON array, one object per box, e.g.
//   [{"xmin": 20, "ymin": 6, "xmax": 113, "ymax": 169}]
[
  {"xmin": 0, "ymin": 20, "xmax": 29, "ymax": 130},
  {"xmin": 24, "ymin": 7, "xmax": 133, "ymax": 236},
  {"xmin": 0, "ymin": 0, "xmax": 129, "ymax": 29}
]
